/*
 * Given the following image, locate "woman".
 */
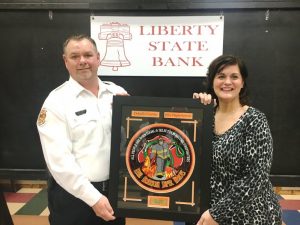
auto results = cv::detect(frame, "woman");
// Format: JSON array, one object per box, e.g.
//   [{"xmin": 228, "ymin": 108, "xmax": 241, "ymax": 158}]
[{"xmin": 193, "ymin": 55, "xmax": 282, "ymax": 225}]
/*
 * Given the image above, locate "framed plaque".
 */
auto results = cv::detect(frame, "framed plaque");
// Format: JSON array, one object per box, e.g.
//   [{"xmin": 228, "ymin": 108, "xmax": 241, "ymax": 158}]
[{"xmin": 109, "ymin": 96, "xmax": 213, "ymax": 223}]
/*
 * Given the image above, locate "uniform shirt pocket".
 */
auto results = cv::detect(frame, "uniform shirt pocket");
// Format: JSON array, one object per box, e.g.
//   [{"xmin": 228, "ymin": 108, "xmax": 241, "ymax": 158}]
[{"xmin": 68, "ymin": 108, "xmax": 98, "ymax": 143}]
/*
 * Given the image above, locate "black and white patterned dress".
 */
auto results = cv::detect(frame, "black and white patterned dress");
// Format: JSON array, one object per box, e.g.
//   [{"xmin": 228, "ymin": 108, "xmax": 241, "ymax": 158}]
[{"xmin": 209, "ymin": 107, "xmax": 282, "ymax": 225}]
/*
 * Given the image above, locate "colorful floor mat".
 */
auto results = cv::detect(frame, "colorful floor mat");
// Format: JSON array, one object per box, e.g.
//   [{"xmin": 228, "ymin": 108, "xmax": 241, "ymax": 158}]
[{"xmin": 4, "ymin": 188, "xmax": 300, "ymax": 224}]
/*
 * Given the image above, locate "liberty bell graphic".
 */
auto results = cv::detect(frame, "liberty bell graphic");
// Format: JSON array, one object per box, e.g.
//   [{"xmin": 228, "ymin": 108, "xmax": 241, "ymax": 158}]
[{"xmin": 99, "ymin": 22, "xmax": 132, "ymax": 71}]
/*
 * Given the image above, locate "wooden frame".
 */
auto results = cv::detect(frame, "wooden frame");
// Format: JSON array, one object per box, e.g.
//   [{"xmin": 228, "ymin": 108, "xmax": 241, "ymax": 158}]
[{"xmin": 109, "ymin": 96, "xmax": 213, "ymax": 223}]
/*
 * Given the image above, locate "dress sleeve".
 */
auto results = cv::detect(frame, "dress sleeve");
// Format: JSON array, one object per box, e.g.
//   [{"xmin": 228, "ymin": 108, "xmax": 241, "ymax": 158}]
[
  {"xmin": 209, "ymin": 112, "xmax": 274, "ymax": 223},
  {"xmin": 37, "ymin": 98, "xmax": 102, "ymax": 207}
]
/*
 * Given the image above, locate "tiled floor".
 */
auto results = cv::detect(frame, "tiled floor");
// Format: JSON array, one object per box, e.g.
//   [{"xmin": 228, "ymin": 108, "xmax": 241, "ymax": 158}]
[
  {"xmin": 279, "ymin": 194, "xmax": 300, "ymax": 225},
  {"xmin": 3, "ymin": 187, "xmax": 300, "ymax": 225}
]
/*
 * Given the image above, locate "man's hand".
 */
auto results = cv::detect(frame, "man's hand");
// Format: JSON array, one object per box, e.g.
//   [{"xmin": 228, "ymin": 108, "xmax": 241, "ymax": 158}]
[
  {"xmin": 197, "ymin": 210, "xmax": 219, "ymax": 225},
  {"xmin": 116, "ymin": 93, "xmax": 130, "ymax": 96},
  {"xmin": 92, "ymin": 195, "xmax": 116, "ymax": 221}
]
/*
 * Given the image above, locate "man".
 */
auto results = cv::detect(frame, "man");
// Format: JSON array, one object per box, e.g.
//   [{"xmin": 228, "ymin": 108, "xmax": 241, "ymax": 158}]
[{"xmin": 37, "ymin": 34, "xmax": 128, "ymax": 225}]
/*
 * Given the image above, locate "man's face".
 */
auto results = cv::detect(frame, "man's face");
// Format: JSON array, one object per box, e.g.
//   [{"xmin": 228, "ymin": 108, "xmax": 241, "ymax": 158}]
[{"xmin": 63, "ymin": 39, "xmax": 100, "ymax": 84}]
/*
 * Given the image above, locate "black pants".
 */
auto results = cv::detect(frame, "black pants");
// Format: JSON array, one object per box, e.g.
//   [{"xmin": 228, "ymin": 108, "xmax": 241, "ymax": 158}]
[
  {"xmin": 47, "ymin": 178, "xmax": 125, "ymax": 225},
  {"xmin": 0, "ymin": 190, "xmax": 14, "ymax": 225}
]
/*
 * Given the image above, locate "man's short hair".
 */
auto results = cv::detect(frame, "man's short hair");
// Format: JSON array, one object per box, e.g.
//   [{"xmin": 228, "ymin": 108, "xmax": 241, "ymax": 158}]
[{"xmin": 63, "ymin": 34, "xmax": 98, "ymax": 53}]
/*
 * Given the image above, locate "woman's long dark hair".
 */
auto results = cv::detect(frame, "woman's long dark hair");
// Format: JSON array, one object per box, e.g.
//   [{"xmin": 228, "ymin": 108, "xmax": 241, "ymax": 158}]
[{"xmin": 206, "ymin": 55, "xmax": 250, "ymax": 106}]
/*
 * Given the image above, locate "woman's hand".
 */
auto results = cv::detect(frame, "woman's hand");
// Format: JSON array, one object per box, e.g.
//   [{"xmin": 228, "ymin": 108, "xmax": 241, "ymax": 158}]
[
  {"xmin": 192, "ymin": 92, "xmax": 213, "ymax": 105},
  {"xmin": 197, "ymin": 210, "xmax": 219, "ymax": 225}
]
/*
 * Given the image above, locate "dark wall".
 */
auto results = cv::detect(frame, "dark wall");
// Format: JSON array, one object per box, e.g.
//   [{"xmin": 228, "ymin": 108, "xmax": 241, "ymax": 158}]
[{"xmin": 0, "ymin": 2, "xmax": 299, "ymax": 185}]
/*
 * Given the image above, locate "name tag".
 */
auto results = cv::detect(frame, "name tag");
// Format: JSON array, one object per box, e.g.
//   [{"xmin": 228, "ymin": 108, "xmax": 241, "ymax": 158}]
[{"xmin": 75, "ymin": 109, "xmax": 87, "ymax": 116}]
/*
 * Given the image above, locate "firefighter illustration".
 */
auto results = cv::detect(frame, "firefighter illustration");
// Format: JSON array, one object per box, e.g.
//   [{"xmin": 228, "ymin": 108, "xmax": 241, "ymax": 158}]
[{"xmin": 138, "ymin": 135, "xmax": 185, "ymax": 180}]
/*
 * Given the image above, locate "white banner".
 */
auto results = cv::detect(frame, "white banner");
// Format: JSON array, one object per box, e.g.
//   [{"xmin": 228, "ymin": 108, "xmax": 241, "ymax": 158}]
[{"xmin": 91, "ymin": 16, "xmax": 224, "ymax": 77}]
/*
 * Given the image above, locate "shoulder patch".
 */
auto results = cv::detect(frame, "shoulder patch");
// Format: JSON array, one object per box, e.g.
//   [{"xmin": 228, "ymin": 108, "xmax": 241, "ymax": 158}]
[{"xmin": 37, "ymin": 108, "xmax": 47, "ymax": 126}]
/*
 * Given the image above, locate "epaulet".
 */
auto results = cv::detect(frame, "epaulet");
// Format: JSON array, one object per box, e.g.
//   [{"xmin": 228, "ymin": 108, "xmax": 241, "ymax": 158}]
[
  {"xmin": 103, "ymin": 81, "xmax": 116, "ymax": 86},
  {"xmin": 103, "ymin": 81, "xmax": 127, "ymax": 95},
  {"xmin": 51, "ymin": 81, "xmax": 68, "ymax": 93}
]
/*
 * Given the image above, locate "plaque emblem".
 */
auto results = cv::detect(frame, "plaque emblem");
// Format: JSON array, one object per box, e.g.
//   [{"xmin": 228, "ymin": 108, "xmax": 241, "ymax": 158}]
[{"xmin": 126, "ymin": 123, "xmax": 195, "ymax": 193}]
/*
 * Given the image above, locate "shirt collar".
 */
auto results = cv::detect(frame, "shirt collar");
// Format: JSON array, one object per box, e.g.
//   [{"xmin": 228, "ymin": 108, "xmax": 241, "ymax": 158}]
[
  {"xmin": 68, "ymin": 76, "xmax": 108, "ymax": 98},
  {"xmin": 68, "ymin": 76, "xmax": 85, "ymax": 97}
]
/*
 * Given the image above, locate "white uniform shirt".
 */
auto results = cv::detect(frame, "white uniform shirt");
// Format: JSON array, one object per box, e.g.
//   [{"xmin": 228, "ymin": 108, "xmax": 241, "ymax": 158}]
[{"xmin": 37, "ymin": 77, "xmax": 127, "ymax": 207}]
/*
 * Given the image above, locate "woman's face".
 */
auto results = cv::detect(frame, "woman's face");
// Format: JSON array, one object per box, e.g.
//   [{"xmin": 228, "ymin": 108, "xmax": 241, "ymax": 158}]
[{"xmin": 213, "ymin": 64, "xmax": 244, "ymax": 104}]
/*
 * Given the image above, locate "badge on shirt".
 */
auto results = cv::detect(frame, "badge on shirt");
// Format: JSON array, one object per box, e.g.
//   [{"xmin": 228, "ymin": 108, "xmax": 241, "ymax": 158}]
[{"xmin": 37, "ymin": 108, "xmax": 47, "ymax": 126}]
